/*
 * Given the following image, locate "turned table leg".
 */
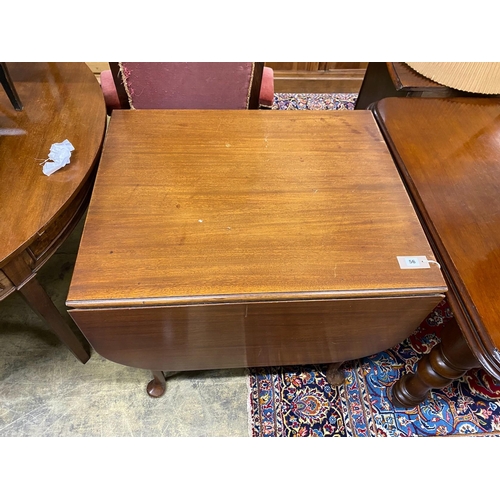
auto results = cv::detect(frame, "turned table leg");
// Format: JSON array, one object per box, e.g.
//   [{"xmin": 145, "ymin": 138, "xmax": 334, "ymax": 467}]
[
  {"xmin": 3, "ymin": 257, "xmax": 91, "ymax": 364},
  {"xmin": 325, "ymin": 362, "xmax": 345, "ymax": 386},
  {"xmin": 390, "ymin": 318, "xmax": 480, "ymax": 408}
]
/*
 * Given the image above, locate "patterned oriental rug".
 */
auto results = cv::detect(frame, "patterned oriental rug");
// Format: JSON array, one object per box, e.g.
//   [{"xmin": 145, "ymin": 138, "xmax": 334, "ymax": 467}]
[
  {"xmin": 272, "ymin": 92, "xmax": 357, "ymax": 111},
  {"xmin": 247, "ymin": 93, "xmax": 500, "ymax": 437}
]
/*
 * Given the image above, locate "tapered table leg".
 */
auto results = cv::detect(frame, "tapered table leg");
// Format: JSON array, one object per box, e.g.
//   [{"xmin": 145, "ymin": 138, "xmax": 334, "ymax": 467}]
[
  {"xmin": 3, "ymin": 257, "xmax": 90, "ymax": 363},
  {"xmin": 0, "ymin": 62, "xmax": 23, "ymax": 111},
  {"xmin": 354, "ymin": 62, "xmax": 405, "ymax": 110},
  {"xmin": 390, "ymin": 318, "xmax": 480, "ymax": 408}
]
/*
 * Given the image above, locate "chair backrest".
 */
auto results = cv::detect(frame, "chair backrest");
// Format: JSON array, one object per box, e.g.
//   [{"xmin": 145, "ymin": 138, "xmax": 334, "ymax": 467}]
[{"xmin": 109, "ymin": 62, "xmax": 264, "ymax": 110}]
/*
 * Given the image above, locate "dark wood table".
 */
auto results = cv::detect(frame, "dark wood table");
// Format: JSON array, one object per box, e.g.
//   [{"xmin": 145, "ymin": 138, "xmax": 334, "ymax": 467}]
[
  {"xmin": 0, "ymin": 63, "xmax": 107, "ymax": 363},
  {"xmin": 67, "ymin": 109, "xmax": 446, "ymax": 396},
  {"xmin": 355, "ymin": 62, "xmax": 470, "ymax": 110},
  {"xmin": 373, "ymin": 97, "xmax": 500, "ymax": 407}
]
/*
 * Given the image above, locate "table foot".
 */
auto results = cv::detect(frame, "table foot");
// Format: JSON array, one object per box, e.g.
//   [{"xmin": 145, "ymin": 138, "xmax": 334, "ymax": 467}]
[
  {"xmin": 146, "ymin": 371, "xmax": 180, "ymax": 398},
  {"xmin": 390, "ymin": 318, "xmax": 480, "ymax": 408},
  {"xmin": 147, "ymin": 371, "xmax": 166, "ymax": 397},
  {"xmin": 325, "ymin": 362, "xmax": 345, "ymax": 386}
]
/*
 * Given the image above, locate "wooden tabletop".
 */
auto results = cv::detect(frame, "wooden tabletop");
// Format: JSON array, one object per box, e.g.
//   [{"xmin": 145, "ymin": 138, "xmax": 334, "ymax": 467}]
[
  {"xmin": 373, "ymin": 97, "xmax": 500, "ymax": 376},
  {"xmin": 67, "ymin": 109, "xmax": 445, "ymax": 308},
  {"xmin": 0, "ymin": 63, "xmax": 107, "ymax": 267},
  {"xmin": 388, "ymin": 63, "xmax": 449, "ymax": 92}
]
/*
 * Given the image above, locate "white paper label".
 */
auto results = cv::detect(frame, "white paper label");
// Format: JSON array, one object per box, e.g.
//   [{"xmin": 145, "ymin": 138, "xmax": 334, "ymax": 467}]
[{"xmin": 397, "ymin": 256, "xmax": 431, "ymax": 269}]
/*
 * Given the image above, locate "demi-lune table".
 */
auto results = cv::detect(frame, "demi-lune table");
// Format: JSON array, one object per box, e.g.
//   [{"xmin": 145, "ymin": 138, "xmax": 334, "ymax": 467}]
[
  {"xmin": 0, "ymin": 63, "xmax": 107, "ymax": 363},
  {"xmin": 67, "ymin": 109, "xmax": 446, "ymax": 396},
  {"xmin": 373, "ymin": 97, "xmax": 500, "ymax": 407}
]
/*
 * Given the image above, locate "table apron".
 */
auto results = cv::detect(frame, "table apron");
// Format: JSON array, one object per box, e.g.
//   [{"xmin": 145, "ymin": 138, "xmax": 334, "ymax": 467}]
[{"xmin": 69, "ymin": 295, "xmax": 444, "ymax": 372}]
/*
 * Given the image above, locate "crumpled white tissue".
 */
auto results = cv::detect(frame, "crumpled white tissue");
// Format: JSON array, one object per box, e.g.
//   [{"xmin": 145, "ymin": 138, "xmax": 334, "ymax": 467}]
[{"xmin": 41, "ymin": 139, "xmax": 75, "ymax": 176}]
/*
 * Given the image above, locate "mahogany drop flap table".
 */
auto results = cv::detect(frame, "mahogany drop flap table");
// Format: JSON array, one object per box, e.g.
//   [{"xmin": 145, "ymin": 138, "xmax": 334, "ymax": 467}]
[{"xmin": 67, "ymin": 109, "xmax": 446, "ymax": 396}]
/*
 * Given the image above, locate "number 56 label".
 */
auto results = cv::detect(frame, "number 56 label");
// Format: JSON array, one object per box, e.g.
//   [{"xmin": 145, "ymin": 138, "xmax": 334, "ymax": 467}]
[{"xmin": 397, "ymin": 256, "xmax": 431, "ymax": 269}]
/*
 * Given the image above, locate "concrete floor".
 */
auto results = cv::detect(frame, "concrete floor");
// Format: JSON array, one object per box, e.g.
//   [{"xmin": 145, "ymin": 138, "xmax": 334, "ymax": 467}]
[{"xmin": 0, "ymin": 217, "xmax": 251, "ymax": 437}]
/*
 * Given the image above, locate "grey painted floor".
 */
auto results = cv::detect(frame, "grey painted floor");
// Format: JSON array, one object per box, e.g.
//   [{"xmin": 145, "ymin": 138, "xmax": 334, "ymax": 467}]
[{"xmin": 0, "ymin": 217, "xmax": 251, "ymax": 437}]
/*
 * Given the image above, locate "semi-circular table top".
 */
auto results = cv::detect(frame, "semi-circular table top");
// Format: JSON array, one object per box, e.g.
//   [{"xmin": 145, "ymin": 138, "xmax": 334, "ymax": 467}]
[{"xmin": 0, "ymin": 62, "xmax": 107, "ymax": 267}]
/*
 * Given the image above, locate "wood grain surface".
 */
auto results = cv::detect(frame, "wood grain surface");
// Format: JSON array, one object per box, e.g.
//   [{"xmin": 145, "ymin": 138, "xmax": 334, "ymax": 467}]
[
  {"xmin": 0, "ymin": 62, "xmax": 106, "ymax": 363},
  {"xmin": 0, "ymin": 63, "xmax": 107, "ymax": 267},
  {"xmin": 373, "ymin": 97, "xmax": 500, "ymax": 377},
  {"xmin": 67, "ymin": 109, "xmax": 445, "ymax": 307},
  {"xmin": 70, "ymin": 295, "xmax": 443, "ymax": 371},
  {"xmin": 388, "ymin": 62, "xmax": 449, "ymax": 92}
]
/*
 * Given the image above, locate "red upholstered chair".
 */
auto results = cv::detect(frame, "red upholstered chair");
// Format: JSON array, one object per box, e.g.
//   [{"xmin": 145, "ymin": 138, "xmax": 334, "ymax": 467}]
[{"xmin": 100, "ymin": 62, "xmax": 274, "ymax": 114}]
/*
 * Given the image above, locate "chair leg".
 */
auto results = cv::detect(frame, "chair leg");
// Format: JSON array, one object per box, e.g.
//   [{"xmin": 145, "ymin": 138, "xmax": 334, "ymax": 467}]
[{"xmin": 0, "ymin": 62, "xmax": 23, "ymax": 111}]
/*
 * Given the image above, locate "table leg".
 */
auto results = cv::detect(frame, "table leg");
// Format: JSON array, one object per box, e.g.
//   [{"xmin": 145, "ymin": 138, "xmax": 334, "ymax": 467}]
[
  {"xmin": 354, "ymin": 62, "xmax": 406, "ymax": 110},
  {"xmin": 146, "ymin": 371, "xmax": 181, "ymax": 398},
  {"xmin": 325, "ymin": 362, "xmax": 345, "ymax": 386},
  {"xmin": 147, "ymin": 371, "xmax": 167, "ymax": 398},
  {"xmin": 390, "ymin": 317, "xmax": 480, "ymax": 408},
  {"xmin": 0, "ymin": 62, "xmax": 23, "ymax": 111},
  {"xmin": 3, "ymin": 257, "xmax": 90, "ymax": 363}
]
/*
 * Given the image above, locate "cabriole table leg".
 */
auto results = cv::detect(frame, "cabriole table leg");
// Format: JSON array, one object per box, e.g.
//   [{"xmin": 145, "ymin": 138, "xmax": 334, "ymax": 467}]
[
  {"xmin": 147, "ymin": 371, "xmax": 181, "ymax": 398},
  {"xmin": 325, "ymin": 362, "xmax": 345, "ymax": 386},
  {"xmin": 390, "ymin": 318, "xmax": 480, "ymax": 408},
  {"xmin": 147, "ymin": 371, "xmax": 166, "ymax": 398}
]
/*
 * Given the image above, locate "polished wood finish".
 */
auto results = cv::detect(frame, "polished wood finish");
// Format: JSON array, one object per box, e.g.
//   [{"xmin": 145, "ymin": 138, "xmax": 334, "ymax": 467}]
[
  {"xmin": 248, "ymin": 63, "xmax": 264, "ymax": 110},
  {"xmin": 266, "ymin": 63, "xmax": 367, "ymax": 94},
  {"xmin": 69, "ymin": 296, "xmax": 443, "ymax": 371},
  {"xmin": 391, "ymin": 318, "xmax": 480, "ymax": 407},
  {"xmin": 271, "ymin": 69, "xmax": 366, "ymax": 94},
  {"xmin": 0, "ymin": 62, "xmax": 107, "ymax": 363},
  {"xmin": 108, "ymin": 62, "xmax": 130, "ymax": 109},
  {"xmin": 373, "ymin": 97, "xmax": 500, "ymax": 405},
  {"xmin": 267, "ymin": 63, "xmax": 367, "ymax": 71},
  {"xmin": 355, "ymin": 62, "xmax": 468, "ymax": 110},
  {"xmin": 67, "ymin": 109, "xmax": 446, "ymax": 395},
  {"xmin": 147, "ymin": 371, "xmax": 167, "ymax": 398},
  {"xmin": 387, "ymin": 62, "xmax": 450, "ymax": 92},
  {"xmin": 3, "ymin": 256, "xmax": 90, "ymax": 362}
]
